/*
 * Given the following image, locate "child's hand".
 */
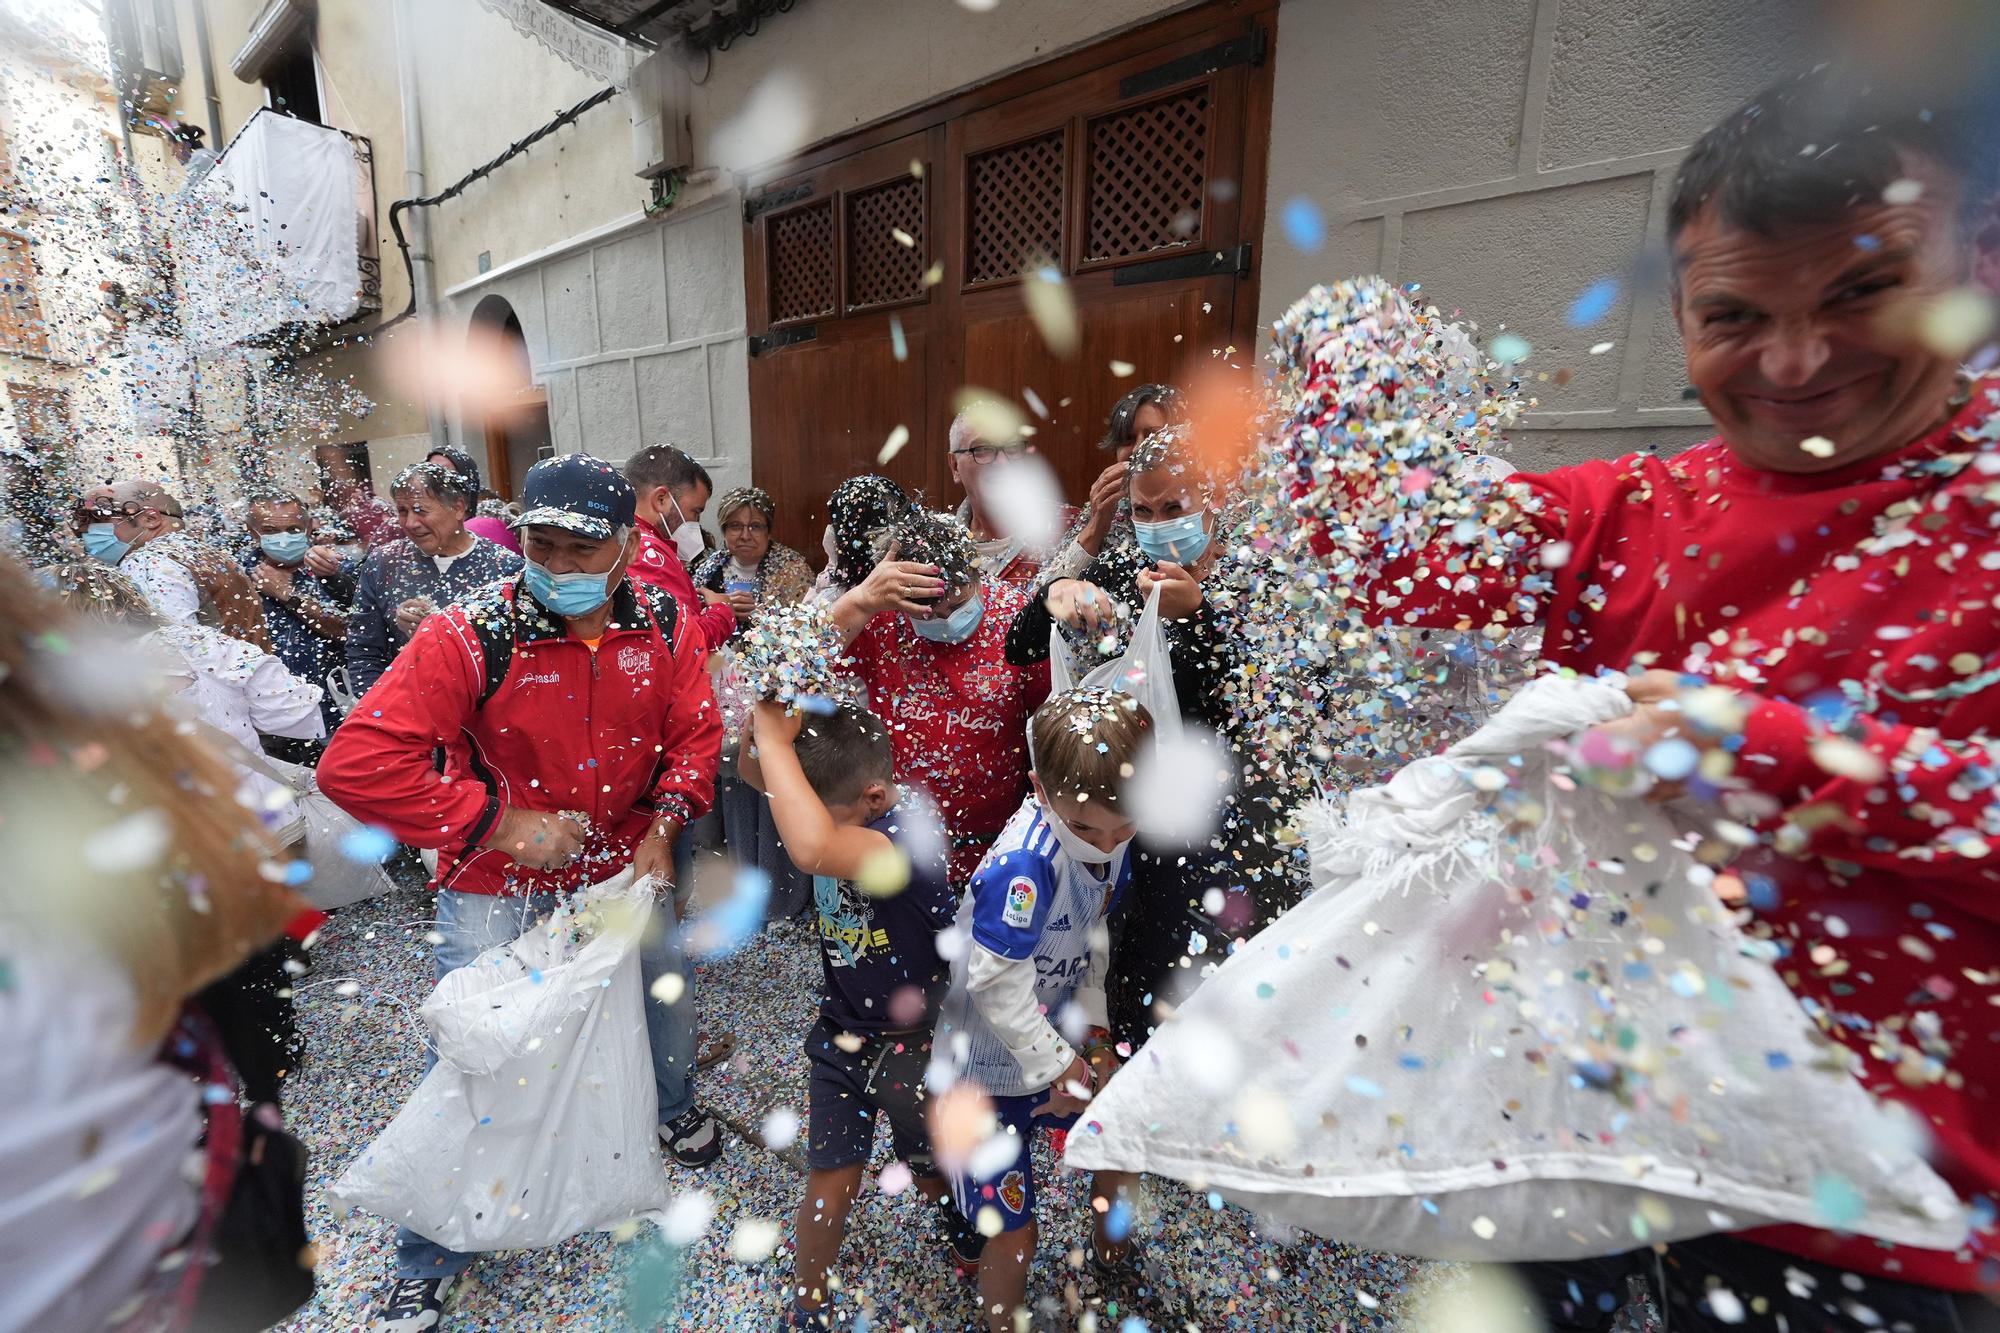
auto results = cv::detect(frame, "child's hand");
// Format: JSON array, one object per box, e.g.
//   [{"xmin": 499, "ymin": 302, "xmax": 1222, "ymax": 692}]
[
  {"xmin": 1032, "ymin": 1055, "xmax": 1095, "ymax": 1118},
  {"xmin": 751, "ymin": 699, "xmax": 804, "ymax": 747}
]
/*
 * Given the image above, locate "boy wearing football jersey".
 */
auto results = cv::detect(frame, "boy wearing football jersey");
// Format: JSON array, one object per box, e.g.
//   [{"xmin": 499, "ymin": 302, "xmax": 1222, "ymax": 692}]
[
  {"xmin": 743, "ymin": 700, "xmax": 979, "ymax": 1332},
  {"xmin": 937, "ymin": 687, "xmax": 1154, "ymax": 1333}
]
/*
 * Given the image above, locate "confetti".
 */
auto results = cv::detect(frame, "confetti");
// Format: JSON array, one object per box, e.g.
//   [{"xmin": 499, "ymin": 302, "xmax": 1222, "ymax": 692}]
[
  {"xmin": 1281, "ymin": 195, "xmax": 1326, "ymax": 251},
  {"xmin": 1566, "ymin": 276, "xmax": 1619, "ymax": 326},
  {"xmin": 877, "ymin": 424, "xmax": 910, "ymax": 465}
]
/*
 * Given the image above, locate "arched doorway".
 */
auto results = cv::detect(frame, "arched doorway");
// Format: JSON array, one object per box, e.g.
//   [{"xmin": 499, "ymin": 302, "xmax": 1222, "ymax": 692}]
[{"xmin": 469, "ymin": 295, "xmax": 550, "ymax": 501}]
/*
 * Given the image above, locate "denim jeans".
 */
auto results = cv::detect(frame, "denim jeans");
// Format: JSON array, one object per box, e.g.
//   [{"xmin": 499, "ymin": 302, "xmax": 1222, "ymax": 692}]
[
  {"xmin": 719, "ymin": 762, "xmax": 810, "ymax": 922},
  {"xmin": 393, "ymin": 885, "xmax": 696, "ymax": 1278}
]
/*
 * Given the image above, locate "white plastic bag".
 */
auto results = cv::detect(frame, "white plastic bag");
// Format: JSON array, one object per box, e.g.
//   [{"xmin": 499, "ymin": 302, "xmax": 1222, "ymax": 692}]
[
  {"xmin": 330, "ymin": 870, "xmax": 670, "ymax": 1252},
  {"xmin": 1065, "ymin": 676, "xmax": 1967, "ymax": 1261},
  {"xmin": 1048, "ymin": 584, "xmax": 1183, "ymax": 746}
]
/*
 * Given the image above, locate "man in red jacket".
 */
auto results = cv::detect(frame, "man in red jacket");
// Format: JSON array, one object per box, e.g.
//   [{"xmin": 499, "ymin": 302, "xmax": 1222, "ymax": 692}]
[
  {"xmin": 319, "ymin": 454, "xmax": 725, "ymax": 1333},
  {"xmin": 624, "ymin": 442, "xmax": 738, "ymax": 653},
  {"xmin": 1288, "ymin": 69, "xmax": 2000, "ymax": 1330}
]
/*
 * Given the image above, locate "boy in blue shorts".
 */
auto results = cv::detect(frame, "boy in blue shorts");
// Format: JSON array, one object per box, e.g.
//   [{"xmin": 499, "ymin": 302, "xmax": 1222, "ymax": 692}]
[
  {"xmin": 937, "ymin": 687, "xmax": 1154, "ymax": 1333},
  {"xmin": 743, "ymin": 700, "xmax": 982, "ymax": 1331}
]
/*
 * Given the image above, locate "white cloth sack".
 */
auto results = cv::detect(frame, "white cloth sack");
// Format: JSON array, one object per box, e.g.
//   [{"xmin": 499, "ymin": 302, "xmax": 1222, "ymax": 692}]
[
  {"xmin": 1065, "ymin": 675, "xmax": 1967, "ymax": 1261},
  {"xmin": 330, "ymin": 871, "xmax": 670, "ymax": 1251},
  {"xmin": 1047, "ymin": 584, "xmax": 1183, "ymax": 746},
  {"xmin": 255, "ymin": 754, "xmax": 396, "ymax": 911}
]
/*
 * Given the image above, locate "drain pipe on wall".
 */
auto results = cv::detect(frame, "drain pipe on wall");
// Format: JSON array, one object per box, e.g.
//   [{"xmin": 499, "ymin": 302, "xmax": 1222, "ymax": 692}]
[{"xmin": 391, "ymin": 0, "xmax": 447, "ymax": 452}]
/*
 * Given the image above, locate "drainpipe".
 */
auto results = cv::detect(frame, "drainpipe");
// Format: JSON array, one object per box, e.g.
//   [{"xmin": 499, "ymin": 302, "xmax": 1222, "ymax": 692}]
[
  {"xmin": 391, "ymin": 0, "xmax": 447, "ymax": 452},
  {"xmin": 192, "ymin": 0, "xmax": 224, "ymax": 144}
]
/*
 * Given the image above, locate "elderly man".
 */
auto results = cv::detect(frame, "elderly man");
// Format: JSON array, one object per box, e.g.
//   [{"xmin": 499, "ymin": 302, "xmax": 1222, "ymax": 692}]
[
  {"xmin": 318, "ymin": 454, "xmax": 725, "ymax": 1332},
  {"xmin": 74, "ymin": 479, "xmax": 272, "ymax": 651},
  {"xmin": 1311, "ymin": 68, "xmax": 2000, "ymax": 1328},
  {"xmin": 242, "ymin": 487, "xmax": 350, "ymax": 748},
  {"xmin": 948, "ymin": 410, "xmax": 1077, "ymax": 590}
]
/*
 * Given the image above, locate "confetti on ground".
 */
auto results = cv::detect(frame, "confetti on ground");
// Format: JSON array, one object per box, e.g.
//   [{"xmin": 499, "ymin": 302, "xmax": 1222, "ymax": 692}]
[{"xmin": 277, "ymin": 873, "xmax": 1439, "ymax": 1330}]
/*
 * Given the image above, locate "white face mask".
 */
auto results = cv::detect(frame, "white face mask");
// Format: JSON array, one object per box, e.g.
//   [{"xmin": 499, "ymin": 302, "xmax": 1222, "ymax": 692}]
[
  {"xmin": 662, "ymin": 493, "xmax": 704, "ymax": 563},
  {"xmin": 1038, "ymin": 796, "xmax": 1130, "ymax": 866}
]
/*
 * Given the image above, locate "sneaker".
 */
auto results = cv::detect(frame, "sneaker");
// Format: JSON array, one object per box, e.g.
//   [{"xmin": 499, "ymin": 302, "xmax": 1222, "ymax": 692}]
[
  {"xmin": 938, "ymin": 1198, "xmax": 986, "ymax": 1268},
  {"xmin": 661, "ymin": 1106, "xmax": 723, "ymax": 1167},
  {"xmin": 781, "ymin": 1301, "xmax": 831, "ymax": 1331},
  {"xmin": 1088, "ymin": 1243, "xmax": 1148, "ymax": 1300},
  {"xmin": 368, "ymin": 1274, "xmax": 455, "ymax": 1331}
]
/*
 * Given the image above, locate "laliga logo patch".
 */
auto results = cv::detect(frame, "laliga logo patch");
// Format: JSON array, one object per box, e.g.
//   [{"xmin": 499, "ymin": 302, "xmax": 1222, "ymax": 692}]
[{"xmin": 1002, "ymin": 876, "xmax": 1036, "ymax": 928}]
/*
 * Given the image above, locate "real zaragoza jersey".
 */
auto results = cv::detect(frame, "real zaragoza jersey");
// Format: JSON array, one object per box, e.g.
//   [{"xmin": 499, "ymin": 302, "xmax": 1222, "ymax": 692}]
[{"xmin": 937, "ymin": 795, "xmax": 1130, "ymax": 1097}]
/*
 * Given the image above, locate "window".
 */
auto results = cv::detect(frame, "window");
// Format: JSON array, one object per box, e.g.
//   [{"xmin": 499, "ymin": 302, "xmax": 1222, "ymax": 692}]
[
  {"xmin": 264, "ymin": 38, "xmax": 323, "ymax": 125},
  {"xmin": 0, "ymin": 231, "xmax": 48, "ymax": 355}
]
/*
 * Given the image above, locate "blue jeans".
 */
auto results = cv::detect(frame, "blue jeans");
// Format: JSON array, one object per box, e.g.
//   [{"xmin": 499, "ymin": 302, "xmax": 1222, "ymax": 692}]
[
  {"xmin": 394, "ymin": 886, "xmax": 696, "ymax": 1278},
  {"xmin": 719, "ymin": 761, "xmax": 810, "ymax": 921}
]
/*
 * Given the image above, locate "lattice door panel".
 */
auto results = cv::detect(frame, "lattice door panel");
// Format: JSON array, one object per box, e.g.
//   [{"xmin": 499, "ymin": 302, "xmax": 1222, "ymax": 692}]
[
  {"xmin": 1084, "ymin": 86, "xmax": 1212, "ymax": 264},
  {"xmin": 964, "ymin": 130, "xmax": 1066, "ymax": 287},
  {"xmin": 845, "ymin": 176, "xmax": 926, "ymax": 312},
  {"xmin": 766, "ymin": 199, "xmax": 837, "ymax": 326}
]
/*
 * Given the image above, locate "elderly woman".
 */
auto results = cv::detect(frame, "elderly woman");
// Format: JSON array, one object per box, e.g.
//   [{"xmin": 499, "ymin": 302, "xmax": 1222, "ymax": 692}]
[
  {"xmin": 1005, "ymin": 425, "xmax": 1285, "ymax": 1052},
  {"xmin": 346, "ymin": 462, "xmax": 521, "ymax": 697},
  {"xmin": 690, "ymin": 484, "xmax": 814, "ymax": 628}
]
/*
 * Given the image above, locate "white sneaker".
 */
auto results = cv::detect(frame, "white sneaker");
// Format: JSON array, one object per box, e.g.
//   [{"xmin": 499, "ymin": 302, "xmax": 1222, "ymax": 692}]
[{"xmin": 368, "ymin": 1273, "xmax": 455, "ymax": 1331}]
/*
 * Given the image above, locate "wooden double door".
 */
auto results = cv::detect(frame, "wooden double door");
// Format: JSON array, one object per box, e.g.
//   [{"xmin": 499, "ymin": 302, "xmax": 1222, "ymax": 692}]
[{"xmin": 742, "ymin": 0, "xmax": 1276, "ymax": 558}]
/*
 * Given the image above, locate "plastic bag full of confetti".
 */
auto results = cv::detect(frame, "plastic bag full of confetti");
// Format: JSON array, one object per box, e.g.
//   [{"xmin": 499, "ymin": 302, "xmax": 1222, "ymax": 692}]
[
  {"xmin": 329, "ymin": 869, "xmax": 668, "ymax": 1251},
  {"xmin": 730, "ymin": 598, "xmax": 850, "ymax": 711},
  {"xmin": 1067, "ymin": 675, "xmax": 1967, "ymax": 1261}
]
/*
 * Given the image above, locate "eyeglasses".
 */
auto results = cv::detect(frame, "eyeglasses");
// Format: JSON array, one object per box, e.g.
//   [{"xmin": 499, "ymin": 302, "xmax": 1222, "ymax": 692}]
[
  {"xmin": 721, "ymin": 521, "xmax": 769, "ymax": 536},
  {"xmin": 951, "ymin": 444, "xmax": 1025, "ymax": 466},
  {"xmin": 70, "ymin": 501, "xmax": 147, "ymax": 534}
]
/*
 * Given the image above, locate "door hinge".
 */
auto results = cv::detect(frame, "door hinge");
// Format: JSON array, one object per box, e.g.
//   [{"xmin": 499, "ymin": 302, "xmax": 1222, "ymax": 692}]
[
  {"xmin": 749, "ymin": 323, "xmax": 818, "ymax": 356},
  {"xmin": 1120, "ymin": 24, "xmax": 1267, "ymax": 100},
  {"xmin": 744, "ymin": 182, "xmax": 814, "ymax": 225},
  {"xmin": 1112, "ymin": 243, "xmax": 1252, "ymax": 286}
]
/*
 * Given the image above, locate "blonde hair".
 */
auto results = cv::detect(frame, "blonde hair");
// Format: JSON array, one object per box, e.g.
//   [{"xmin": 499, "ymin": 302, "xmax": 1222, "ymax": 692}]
[
  {"xmin": 44, "ymin": 560, "xmax": 164, "ymax": 630},
  {"xmin": 0, "ymin": 556, "xmax": 301, "ymax": 1045},
  {"xmin": 1029, "ymin": 687, "xmax": 1154, "ymax": 812}
]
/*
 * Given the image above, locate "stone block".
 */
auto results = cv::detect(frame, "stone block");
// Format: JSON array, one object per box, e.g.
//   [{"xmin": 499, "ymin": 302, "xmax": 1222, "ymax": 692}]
[
  {"xmin": 542, "ymin": 250, "xmax": 599, "ymax": 362},
  {"xmin": 636, "ymin": 346, "xmax": 711, "ymax": 453},
  {"xmin": 1399, "ymin": 174, "xmax": 1653, "ymax": 412},
  {"xmin": 707, "ymin": 338, "xmax": 750, "ymax": 466},
  {"xmin": 576, "ymin": 360, "xmax": 640, "ymax": 457},
  {"xmin": 664, "ymin": 203, "xmax": 747, "ymax": 342},
  {"xmin": 594, "ymin": 231, "xmax": 669, "ymax": 354}
]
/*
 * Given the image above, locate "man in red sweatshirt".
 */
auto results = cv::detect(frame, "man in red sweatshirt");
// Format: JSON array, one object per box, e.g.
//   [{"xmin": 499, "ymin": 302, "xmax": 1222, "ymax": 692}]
[
  {"xmin": 623, "ymin": 442, "xmax": 738, "ymax": 654},
  {"xmin": 319, "ymin": 454, "xmax": 725, "ymax": 1332},
  {"xmin": 1285, "ymin": 68, "xmax": 2000, "ymax": 1330}
]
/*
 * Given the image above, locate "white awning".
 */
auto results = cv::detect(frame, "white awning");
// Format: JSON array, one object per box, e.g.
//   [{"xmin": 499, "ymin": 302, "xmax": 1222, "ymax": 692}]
[{"xmin": 230, "ymin": 0, "xmax": 314, "ymax": 83}]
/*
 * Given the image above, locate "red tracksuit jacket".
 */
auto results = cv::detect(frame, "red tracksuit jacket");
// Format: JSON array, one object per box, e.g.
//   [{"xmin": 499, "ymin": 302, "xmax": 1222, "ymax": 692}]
[
  {"xmin": 1323, "ymin": 382, "xmax": 2000, "ymax": 1288},
  {"xmin": 318, "ymin": 575, "xmax": 721, "ymax": 896},
  {"xmin": 626, "ymin": 524, "xmax": 738, "ymax": 653}
]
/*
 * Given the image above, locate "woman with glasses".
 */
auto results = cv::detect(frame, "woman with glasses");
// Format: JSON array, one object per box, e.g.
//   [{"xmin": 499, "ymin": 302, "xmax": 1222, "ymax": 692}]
[
  {"xmin": 689, "ymin": 485, "xmax": 814, "ymax": 628},
  {"xmin": 693, "ymin": 485, "xmax": 816, "ymax": 918}
]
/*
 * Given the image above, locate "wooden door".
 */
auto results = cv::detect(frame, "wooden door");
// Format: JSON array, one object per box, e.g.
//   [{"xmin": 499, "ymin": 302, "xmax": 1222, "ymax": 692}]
[
  {"xmin": 744, "ymin": 3, "xmax": 1274, "ymax": 559},
  {"xmin": 746, "ymin": 130, "xmax": 940, "ymax": 555}
]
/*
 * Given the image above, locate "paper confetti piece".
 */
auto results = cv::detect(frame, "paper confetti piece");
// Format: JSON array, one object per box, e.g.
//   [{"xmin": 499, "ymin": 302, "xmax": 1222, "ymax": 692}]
[
  {"xmin": 1566, "ymin": 277, "xmax": 1619, "ymax": 327},
  {"xmin": 1282, "ymin": 196, "xmax": 1326, "ymax": 252},
  {"xmin": 877, "ymin": 424, "xmax": 910, "ymax": 464}
]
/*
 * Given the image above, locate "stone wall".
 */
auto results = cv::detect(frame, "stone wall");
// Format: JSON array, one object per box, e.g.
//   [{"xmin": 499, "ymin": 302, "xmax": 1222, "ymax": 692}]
[{"xmin": 1256, "ymin": 0, "xmax": 1822, "ymax": 468}]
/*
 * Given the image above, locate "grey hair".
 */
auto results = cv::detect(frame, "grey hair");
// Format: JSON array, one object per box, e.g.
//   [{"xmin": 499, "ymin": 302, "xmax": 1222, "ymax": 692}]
[{"xmin": 947, "ymin": 410, "xmax": 979, "ymax": 455}]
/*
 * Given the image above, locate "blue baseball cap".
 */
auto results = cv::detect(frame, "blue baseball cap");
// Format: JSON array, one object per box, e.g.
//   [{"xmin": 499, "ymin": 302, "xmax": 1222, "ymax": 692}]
[{"xmin": 514, "ymin": 453, "xmax": 636, "ymax": 540}]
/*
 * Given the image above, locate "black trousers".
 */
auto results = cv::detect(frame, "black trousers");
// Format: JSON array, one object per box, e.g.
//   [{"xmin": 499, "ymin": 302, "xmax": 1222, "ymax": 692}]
[{"xmin": 1516, "ymin": 1234, "xmax": 2000, "ymax": 1332}]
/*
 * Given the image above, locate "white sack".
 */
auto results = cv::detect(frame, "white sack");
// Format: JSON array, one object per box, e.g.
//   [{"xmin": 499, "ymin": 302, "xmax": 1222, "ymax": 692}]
[
  {"xmin": 1065, "ymin": 675, "xmax": 1967, "ymax": 1261},
  {"xmin": 331, "ymin": 871, "xmax": 670, "ymax": 1251}
]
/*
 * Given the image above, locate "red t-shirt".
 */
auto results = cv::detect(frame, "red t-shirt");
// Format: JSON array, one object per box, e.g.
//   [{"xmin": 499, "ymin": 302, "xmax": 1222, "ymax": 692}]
[
  {"xmin": 842, "ymin": 578, "xmax": 1051, "ymax": 882},
  {"xmin": 1356, "ymin": 383, "xmax": 2000, "ymax": 1289}
]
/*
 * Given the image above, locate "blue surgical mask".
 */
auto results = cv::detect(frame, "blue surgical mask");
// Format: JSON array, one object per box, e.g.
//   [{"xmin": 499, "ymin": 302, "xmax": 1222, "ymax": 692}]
[
  {"xmin": 259, "ymin": 531, "xmax": 311, "ymax": 564},
  {"xmin": 82, "ymin": 523, "xmax": 132, "ymax": 565},
  {"xmin": 1133, "ymin": 510, "xmax": 1209, "ymax": 564},
  {"xmin": 523, "ymin": 558, "xmax": 614, "ymax": 617},
  {"xmin": 909, "ymin": 592, "xmax": 984, "ymax": 644}
]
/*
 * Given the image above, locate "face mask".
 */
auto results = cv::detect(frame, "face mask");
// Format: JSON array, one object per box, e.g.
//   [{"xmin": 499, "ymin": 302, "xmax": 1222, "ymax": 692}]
[
  {"xmin": 660, "ymin": 494, "xmax": 704, "ymax": 563},
  {"xmin": 909, "ymin": 592, "xmax": 983, "ymax": 644},
  {"xmin": 1039, "ymin": 799, "xmax": 1131, "ymax": 866},
  {"xmin": 523, "ymin": 557, "xmax": 614, "ymax": 617},
  {"xmin": 1133, "ymin": 509, "xmax": 1209, "ymax": 564},
  {"xmin": 259, "ymin": 531, "xmax": 310, "ymax": 564},
  {"xmin": 82, "ymin": 523, "xmax": 132, "ymax": 564}
]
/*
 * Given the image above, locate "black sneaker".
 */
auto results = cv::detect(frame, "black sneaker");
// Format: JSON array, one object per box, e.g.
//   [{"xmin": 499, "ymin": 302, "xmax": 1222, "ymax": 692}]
[
  {"xmin": 368, "ymin": 1274, "xmax": 455, "ymax": 1331},
  {"xmin": 938, "ymin": 1197, "xmax": 986, "ymax": 1267},
  {"xmin": 661, "ymin": 1106, "xmax": 723, "ymax": 1167},
  {"xmin": 1089, "ymin": 1243, "xmax": 1148, "ymax": 1300}
]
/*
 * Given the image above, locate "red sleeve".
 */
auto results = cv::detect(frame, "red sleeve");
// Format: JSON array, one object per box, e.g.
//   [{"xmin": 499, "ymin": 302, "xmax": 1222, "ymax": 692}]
[
  {"xmin": 1734, "ymin": 693, "xmax": 2000, "ymax": 900},
  {"xmin": 316, "ymin": 609, "xmax": 494, "ymax": 849},
  {"xmin": 645, "ymin": 603, "xmax": 724, "ymax": 827},
  {"xmin": 697, "ymin": 598, "xmax": 738, "ymax": 652}
]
